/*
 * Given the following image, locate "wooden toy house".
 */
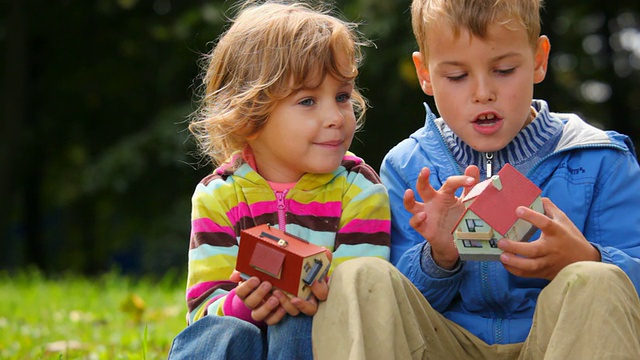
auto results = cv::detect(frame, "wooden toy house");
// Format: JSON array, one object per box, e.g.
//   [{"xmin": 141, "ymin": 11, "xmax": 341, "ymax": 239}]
[
  {"xmin": 236, "ymin": 224, "xmax": 330, "ymax": 299},
  {"xmin": 451, "ymin": 164, "xmax": 543, "ymax": 261}
]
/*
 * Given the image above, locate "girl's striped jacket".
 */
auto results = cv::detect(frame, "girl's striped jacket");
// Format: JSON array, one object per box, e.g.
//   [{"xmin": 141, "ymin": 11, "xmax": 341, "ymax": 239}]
[{"xmin": 185, "ymin": 151, "xmax": 391, "ymax": 325}]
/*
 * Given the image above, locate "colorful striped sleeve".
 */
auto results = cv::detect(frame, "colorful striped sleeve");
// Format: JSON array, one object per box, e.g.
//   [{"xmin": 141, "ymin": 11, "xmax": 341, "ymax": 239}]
[
  {"xmin": 332, "ymin": 161, "xmax": 391, "ymax": 270},
  {"xmin": 185, "ymin": 177, "xmax": 257, "ymax": 325}
]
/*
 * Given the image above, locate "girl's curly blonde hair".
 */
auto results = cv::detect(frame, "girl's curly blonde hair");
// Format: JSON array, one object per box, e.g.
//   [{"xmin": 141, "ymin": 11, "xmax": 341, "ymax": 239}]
[{"xmin": 190, "ymin": 1, "xmax": 369, "ymax": 166}]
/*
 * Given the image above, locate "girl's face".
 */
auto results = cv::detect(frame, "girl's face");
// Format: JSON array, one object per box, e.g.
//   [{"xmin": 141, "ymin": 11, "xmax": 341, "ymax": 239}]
[
  {"xmin": 247, "ymin": 74, "xmax": 356, "ymax": 183},
  {"xmin": 414, "ymin": 20, "xmax": 550, "ymax": 153}
]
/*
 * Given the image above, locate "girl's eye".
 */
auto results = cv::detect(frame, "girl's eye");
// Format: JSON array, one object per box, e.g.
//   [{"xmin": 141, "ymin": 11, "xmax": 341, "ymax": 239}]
[
  {"xmin": 299, "ymin": 98, "xmax": 315, "ymax": 106},
  {"xmin": 336, "ymin": 93, "xmax": 351, "ymax": 102}
]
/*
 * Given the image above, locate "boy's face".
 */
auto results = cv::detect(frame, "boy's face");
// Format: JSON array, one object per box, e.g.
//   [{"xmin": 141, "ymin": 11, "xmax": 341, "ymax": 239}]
[
  {"xmin": 413, "ymin": 20, "xmax": 550, "ymax": 153},
  {"xmin": 247, "ymin": 74, "xmax": 356, "ymax": 183}
]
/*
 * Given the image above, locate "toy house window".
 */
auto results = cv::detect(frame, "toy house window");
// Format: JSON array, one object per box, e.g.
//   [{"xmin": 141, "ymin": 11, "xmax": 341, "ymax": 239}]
[
  {"xmin": 462, "ymin": 240, "xmax": 483, "ymax": 248},
  {"xmin": 465, "ymin": 219, "xmax": 485, "ymax": 232},
  {"xmin": 249, "ymin": 242, "xmax": 285, "ymax": 279},
  {"xmin": 304, "ymin": 262, "xmax": 311, "ymax": 273}
]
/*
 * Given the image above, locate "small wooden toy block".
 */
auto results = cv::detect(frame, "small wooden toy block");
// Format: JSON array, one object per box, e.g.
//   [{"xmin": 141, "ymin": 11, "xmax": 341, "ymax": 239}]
[
  {"xmin": 451, "ymin": 164, "xmax": 544, "ymax": 261},
  {"xmin": 236, "ymin": 224, "xmax": 331, "ymax": 299}
]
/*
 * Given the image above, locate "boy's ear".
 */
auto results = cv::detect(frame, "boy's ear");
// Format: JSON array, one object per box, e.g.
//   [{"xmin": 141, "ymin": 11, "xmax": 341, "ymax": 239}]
[
  {"xmin": 533, "ymin": 35, "xmax": 551, "ymax": 84},
  {"xmin": 412, "ymin": 51, "xmax": 434, "ymax": 95}
]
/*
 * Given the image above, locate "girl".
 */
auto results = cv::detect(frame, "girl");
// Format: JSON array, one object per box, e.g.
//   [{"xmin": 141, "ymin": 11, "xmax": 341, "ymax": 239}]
[{"xmin": 168, "ymin": 1, "xmax": 390, "ymax": 359}]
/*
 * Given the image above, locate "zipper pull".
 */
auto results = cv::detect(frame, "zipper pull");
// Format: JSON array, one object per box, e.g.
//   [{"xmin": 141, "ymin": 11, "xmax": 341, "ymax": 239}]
[{"xmin": 485, "ymin": 152, "xmax": 494, "ymax": 178}]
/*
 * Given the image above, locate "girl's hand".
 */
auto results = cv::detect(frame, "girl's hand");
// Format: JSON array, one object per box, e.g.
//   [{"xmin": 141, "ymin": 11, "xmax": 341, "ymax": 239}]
[
  {"xmin": 232, "ymin": 273, "xmax": 287, "ymax": 325},
  {"xmin": 498, "ymin": 197, "xmax": 601, "ymax": 280},
  {"xmin": 278, "ymin": 248, "xmax": 332, "ymax": 317},
  {"xmin": 230, "ymin": 248, "xmax": 333, "ymax": 324}
]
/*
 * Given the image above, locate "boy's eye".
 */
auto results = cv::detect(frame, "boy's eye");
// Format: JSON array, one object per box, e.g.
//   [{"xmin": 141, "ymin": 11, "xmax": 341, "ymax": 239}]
[
  {"xmin": 446, "ymin": 73, "xmax": 467, "ymax": 82},
  {"xmin": 496, "ymin": 67, "xmax": 515, "ymax": 75}
]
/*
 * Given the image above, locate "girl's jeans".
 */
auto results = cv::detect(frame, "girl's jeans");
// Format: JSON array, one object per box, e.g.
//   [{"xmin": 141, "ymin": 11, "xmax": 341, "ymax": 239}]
[{"xmin": 168, "ymin": 311, "xmax": 313, "ymax": 360}]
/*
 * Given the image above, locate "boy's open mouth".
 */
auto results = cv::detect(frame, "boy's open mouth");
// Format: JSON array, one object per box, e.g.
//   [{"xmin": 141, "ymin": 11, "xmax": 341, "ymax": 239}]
[{"xmin": 474, "ymin": 113, "xmax": 500, "ymax": 125}]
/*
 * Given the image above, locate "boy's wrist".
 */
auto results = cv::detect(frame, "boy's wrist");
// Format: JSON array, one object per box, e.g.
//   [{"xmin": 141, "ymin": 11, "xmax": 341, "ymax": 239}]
[
  {"xmin": 421, "ymin": 243, "xmax": 462, "ymax": 276},
  {"xmin": 429, "ymin": 239, "xmax": 460, "ymax": 270},
  {"xmin": 432, "ymin": 251, "xmax": 460, "ymax": 270}
]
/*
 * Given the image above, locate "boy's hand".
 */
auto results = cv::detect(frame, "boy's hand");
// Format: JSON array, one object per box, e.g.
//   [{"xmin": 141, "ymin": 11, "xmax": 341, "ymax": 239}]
[
  {"xmin": 498, "ymin": 197, "xmax": 601, "ymax": 280},
  {"xmin": 404, "ymin": 166, "xmax": 479, "ymax": 269}
]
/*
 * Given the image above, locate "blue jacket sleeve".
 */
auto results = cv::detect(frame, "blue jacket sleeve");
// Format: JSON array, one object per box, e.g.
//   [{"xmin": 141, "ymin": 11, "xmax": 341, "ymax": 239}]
[
  {"xmin": 585, "ymin": 149, "xmax": 640, "ymax": 295},
  {"xmin": 380, "ymin": 149, "xmax": 424, "ymax": 265},
  {"xmin": 381, "ymin": 142, "xmax": 465, "ymax": 310}
]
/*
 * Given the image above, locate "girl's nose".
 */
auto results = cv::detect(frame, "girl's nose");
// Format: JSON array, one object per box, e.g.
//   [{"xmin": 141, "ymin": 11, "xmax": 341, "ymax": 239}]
[{"xmin": 326, "ymin": 104, "xmax": 346, "ymax": 128}]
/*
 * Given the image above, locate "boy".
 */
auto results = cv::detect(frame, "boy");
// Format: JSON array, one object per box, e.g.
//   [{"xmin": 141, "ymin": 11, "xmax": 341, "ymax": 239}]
[{"xmin": 312, "ymin": 0, "xmax": 640, "ymax": 358}]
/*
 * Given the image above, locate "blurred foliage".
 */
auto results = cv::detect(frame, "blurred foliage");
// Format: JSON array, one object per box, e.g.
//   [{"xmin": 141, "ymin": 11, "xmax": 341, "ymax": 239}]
[{"xmin": 1, "ymin": 0, "xmax": 639, "ymax": 275}]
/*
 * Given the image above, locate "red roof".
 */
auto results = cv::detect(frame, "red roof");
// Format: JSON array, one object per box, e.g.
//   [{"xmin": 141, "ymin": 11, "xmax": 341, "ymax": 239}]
[{"xmin": 457, "ymin": 164, "xmax": 541, "ymax": 235}]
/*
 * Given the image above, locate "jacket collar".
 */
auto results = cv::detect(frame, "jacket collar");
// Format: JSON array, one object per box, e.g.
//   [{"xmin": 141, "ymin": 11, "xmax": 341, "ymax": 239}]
[{"xmin": 425, "ymin": 100, "xmax": 564, "ymax": 176}]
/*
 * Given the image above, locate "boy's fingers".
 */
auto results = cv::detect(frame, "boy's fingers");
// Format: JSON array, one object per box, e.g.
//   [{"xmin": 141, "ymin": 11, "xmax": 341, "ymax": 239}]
[
  {"xmin": 464, "ymin": 165, "xmax": 480, "ymax": 181},
  {"xmin": 408, "ymin": 212, "xmax": 427, "ymax": 230},
  {"xmin": 403, "ymin": 189, "xmax": 421, "ymax": 213},
  {"xmin": 439, "ymin": 174, "xmax": 476, "ymax": 196},
  {"xmin": 516, "ymin": 205, "xmax": 554, "ymax": 234},
  {"xmin": 461, "ymin": 166, "xmax": 480, "ymax": 197},
  {"xmin": 415, "ymin": 168, "xmax": 438, "ymax": 200},
  {"xmin": 498, "ymin": 238, "xmax": 539, "ymax": 259}
]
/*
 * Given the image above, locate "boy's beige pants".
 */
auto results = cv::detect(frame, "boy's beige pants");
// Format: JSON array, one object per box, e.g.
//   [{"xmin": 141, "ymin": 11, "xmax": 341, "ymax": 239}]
[{"xmin": 312, "ymin": 257, "xmax": 640, "ymax": 360}]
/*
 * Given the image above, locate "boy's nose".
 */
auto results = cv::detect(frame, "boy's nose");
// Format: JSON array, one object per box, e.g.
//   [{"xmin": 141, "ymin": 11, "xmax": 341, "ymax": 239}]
[{"xmin": 473, "ymin": 79, "xmax": 496, "ymax": 103}]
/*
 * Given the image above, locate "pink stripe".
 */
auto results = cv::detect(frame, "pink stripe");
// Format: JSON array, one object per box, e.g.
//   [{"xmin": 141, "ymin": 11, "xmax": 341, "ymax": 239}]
[
  {"xmin": 192, "ymin": 218, "xmax": 234, "ymax": 234},
  {"xmin": 187, "ymin": 280, "xmax": 234, "ymax": 299},
  {"xmin": 339, "ymin": 219, "xmax": 390, "ymax": 234},
  {"xmin": 343, "ymin": 155, "xmax": 362, "ymax": 164},
  {"xmin": 288, "ymin": 200, "xmax": 341, "ymax": 217},
  {"xmin": 225, "ymin": 199, "xmax": 344, "ymax": 223},
  {"xmin": 226, "ymin": 201, "xmax": 275, "ymax": 224}
]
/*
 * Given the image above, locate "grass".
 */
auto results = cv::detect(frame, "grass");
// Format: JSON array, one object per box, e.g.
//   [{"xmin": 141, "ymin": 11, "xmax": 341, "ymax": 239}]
[{"xmin": 0, "ymin": 268, "xmax": 187, "ymax": 359}]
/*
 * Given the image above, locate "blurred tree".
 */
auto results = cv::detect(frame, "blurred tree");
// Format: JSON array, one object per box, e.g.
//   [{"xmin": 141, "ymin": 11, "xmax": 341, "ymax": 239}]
[{"xmin": 1, "ymin": 0, "xmax": 639, "ymax": 275}]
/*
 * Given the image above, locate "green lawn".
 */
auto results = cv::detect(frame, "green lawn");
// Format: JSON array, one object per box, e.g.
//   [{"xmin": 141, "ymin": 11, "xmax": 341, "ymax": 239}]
[{"xmin": 0, "ymin": 268, "xmax": 187, "ymax": 359}]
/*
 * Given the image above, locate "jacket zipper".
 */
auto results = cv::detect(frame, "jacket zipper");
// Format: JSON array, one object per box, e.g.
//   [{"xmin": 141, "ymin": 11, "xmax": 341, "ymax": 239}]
[
  {"xmin": 275, "ymin": 190, "xmax": 288, "ymax": 231},
  {"xmin": 485, "ymin": 152, "xmax": 494, "ymax": 178}
]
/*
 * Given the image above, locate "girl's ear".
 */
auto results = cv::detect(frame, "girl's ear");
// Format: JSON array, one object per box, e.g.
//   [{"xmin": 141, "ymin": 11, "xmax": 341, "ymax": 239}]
[
  {"xmin": 412, "ymin": 51, "xmax": 434, "ymax": 95},
  {"xmin": 533, "ymin": 35, "xmax": 551, "ymax": 84}
]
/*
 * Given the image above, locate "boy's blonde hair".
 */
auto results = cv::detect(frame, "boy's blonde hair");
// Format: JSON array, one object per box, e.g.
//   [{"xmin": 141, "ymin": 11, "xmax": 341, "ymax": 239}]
[
  {"xmin": 411, "ymin": 0, "xmax": 543, "ymax": 59},
  {"xmin": 190, "ymin": 1, "xmax": 368, "ymax": 166}
]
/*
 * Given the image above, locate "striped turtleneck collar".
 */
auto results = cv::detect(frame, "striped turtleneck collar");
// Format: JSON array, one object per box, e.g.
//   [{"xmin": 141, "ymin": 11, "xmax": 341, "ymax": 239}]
[{"xmin": 435, "ymin": 100, "xmax": 564, "ymax": 179}]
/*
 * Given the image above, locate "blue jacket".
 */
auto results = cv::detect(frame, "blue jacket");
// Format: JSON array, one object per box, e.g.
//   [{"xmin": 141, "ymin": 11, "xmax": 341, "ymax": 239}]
[{"xmin": 381, "ymin": 100, "xmax": 640, "ymax": 345}]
